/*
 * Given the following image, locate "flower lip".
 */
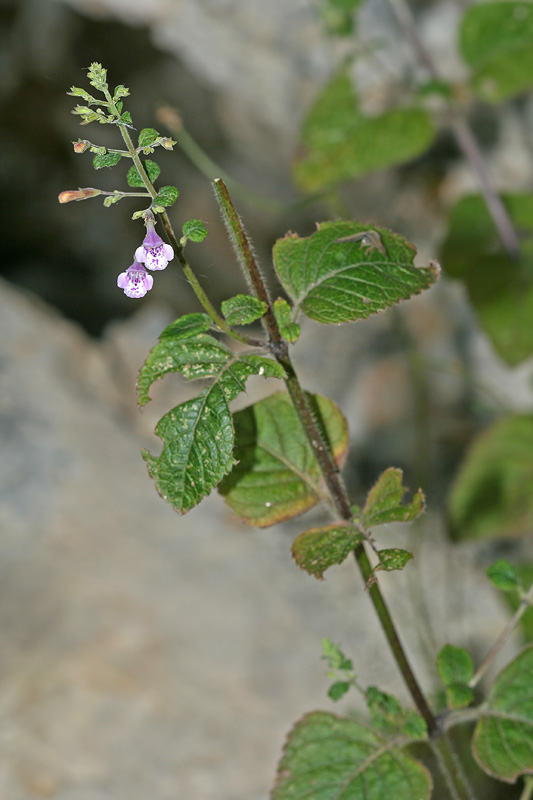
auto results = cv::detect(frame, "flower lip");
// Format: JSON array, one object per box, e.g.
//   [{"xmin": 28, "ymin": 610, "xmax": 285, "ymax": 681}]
[
  {"xmin": 135, "ymin": 222, "xmax": 174, "ymax": 271},
  {"xmin": 117, "ymin": 260, "xmax": 154, "ymax": 298}
]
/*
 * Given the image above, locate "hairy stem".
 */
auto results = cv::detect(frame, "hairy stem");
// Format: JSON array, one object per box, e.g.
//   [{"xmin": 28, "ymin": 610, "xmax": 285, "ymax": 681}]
[
  {"xmin": 386, "ymin": 0, "xmax": 521, "ymax": 260},
  {"xmin": 430, "ymin": 736, "xmax": 476, "ymax": 800},
  {"xmin": 214, "ymin": 179, "xmax": 439, "ymax": 734}
]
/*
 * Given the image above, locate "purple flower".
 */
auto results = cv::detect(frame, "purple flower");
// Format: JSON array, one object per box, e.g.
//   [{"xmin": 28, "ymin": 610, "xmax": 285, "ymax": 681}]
[
  {"xmin": 117, "ymin": 261, "xmax": 154, "ymax": 299},
  {"xmin": 135, "ymin": 222, "xmax": 174, "ymax": 271}
]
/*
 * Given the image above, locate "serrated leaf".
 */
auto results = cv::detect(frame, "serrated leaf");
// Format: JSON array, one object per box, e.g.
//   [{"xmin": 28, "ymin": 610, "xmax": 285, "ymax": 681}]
[
  {"xmin": 272, "ymin": 710, "xmax": 432, "ymax": 800},
  {"xmin": 448, "ymin": 414, "xmax": 533, "ymax": 541},
  {"xmin": 158, "ymin": 313, "xmax": 211, "ymax": 341},
  {"xmin": 153, "ymin": 185, "xmax": 179, "ymax": 208},
  {"xmin": 221, "ymin": 294, "xmax": 267, "ymax": 326},
  {"xmin": 437, "ymin": 645, "xmax": 474, "ymax": 686},
  {"xmin": 137, "ymin": 331, "xmax": 285, "ymax": 406},
  {"xmin": 273, "ymin": 298, "xmax": 300, "ymax": 343},
  {"xmin": 441, "ymin": 194, "xmax": 533, "ymax": 365},
  {"xmin": 183, "ymin": 219, "xmax": 208, "ymax": 243},
  {"xmin": 118, "ymin": 111, "xmax": 132, "ymax": 125},
  {"xmin": 376, "ymin": 548, "xmax": 413, "ymax": 572},
  {"xmin": 292, "ymin": 523, "xmax": 364, "ymax": 579},
  {"xmin": 273, "ymin": 222, "xmax": 439, "ymax": 325},
  {"xmin": 460, "ymin": 2, "xmax": 533, "ymax": 103},
  {"xmin": 473, "ymin": 645, "xmax": 533, "ymax": 782},
  {"xmin": 362, "ymin": 467, "xmax": 425, "ymax": 528},
  {"xmin": 93, "ymin": 152, "xmax": 121, "ymax": 169},
  {"xmin": 293, "ymin": 71, "xmax": 435, "ymax": 191},
  {"xmin": 138, "ymin": 127, "xmax": 160, "ymax": 147},
  {"xmin": 142, "ymin": 384, "xmax": 234, "ymax": 513},
  {"xmin": 486, "ymin": 559, "xmax": 521, "ymax": 592},
  {"xmin": 219, "ymin": 393, "xmax": 348, "ymax": 527},
  {"xmin": 367, "ymin": 688, "xmax": 428, "ymax": 737},
  {"xmin": 127, "ymin": 160, "xmax": 160, "ymax": 188}
]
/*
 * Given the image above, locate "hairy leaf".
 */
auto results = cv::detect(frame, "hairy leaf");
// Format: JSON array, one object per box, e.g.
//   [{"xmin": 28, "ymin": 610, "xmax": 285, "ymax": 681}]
[
  {"xmin": 448, "ymin": 414, "xmax": 533, "ymax": 540},
  {"xmin": 221, "ymin": 294, "xmax": 267, "ymax": 326},
  {"xmin": 219, "ymin": 393, "xmax": 348, "ymax": 527},
  {"xmin": 474, "ymin": 645, "xmax": 533, "ymax": 782},
  {"xmin": 376, "ymin": 548, "xmax": 413, "ymax": 572},
  {"xmin": 127, "ymin": 159, "xmax": 160, "ymax": 187},
  {"xmin": 293, "ymin": 71, "xmax": 435, "ymax": 191},
  {"xmin": 437, "ymin": 645, "xmax": 474, "ymax": 709},
  {"xmin": 441, "ymin": 193, "xmax": 533, "ymax": 365},
  {"xmin": 272, "ymin": 711, "xmax": 432, "ymax": 800},
  {"xmin": 154, "ymin": 185, "xmax": 179, "ymax": 207},
  {"xmin": 362, "ymin": 467, "xmax": 425, "ymax": 528},
  {"xmin": 486, "ymin": 559, "xmax": 521, "ymax": 592},
  {"xmin": 273, "ymin": 222, "xmax": 439, "ymax": 325},
  {"xmin": 292, "ymin": 523, "xmax": 364, "ymax": 578},
  {"xmin": 93, "ymin": 152, "xmax": 121, "ymax": 169},
  {"xmin": 460, "ymin": 2, "xmax": 533, "ymax": 102},
  {"xmin": 183, "ymin": 219, "xmax": 208, "ymax": 243},
  {"xmin": 273, "ymin": 298, "xmax": 300, "ymax": 343},
  {"xmin": 138, "ymin": 127, "xmax": 160, "ymax": 147}
]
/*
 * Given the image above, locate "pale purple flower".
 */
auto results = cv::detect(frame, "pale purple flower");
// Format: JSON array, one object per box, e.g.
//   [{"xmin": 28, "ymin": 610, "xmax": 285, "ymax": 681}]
[
  {"xmin": 117, "ymin": 261, "xmax": 154, "ymax": 299},
  {"xmin": 135, "ymin": 222, "xmax": 174, "ymax": 271}
]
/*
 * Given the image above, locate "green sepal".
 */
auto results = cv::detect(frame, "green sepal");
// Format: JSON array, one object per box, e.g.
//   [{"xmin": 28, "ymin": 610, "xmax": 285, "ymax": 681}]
[
  {"xmin": 362, "ymin": 467, "xmax": 425, "ymax": 529},
  {"xmin": 153, "ymin": 185, "xmax": 179, "ymax": 208},
  {"xmin": 292, "ymin": 523, "xmax": 364, "ymax": 579},
  {"xmin": 127, "ymin": 160, "xmax": 161, "ymax": 187},
  {"xmin": 93, "ymin": 152, "xmax": 122, "ymax": 169},
  {"xmin": 273, "ymin": 298, "xmax": 300, "ymax": 343},
  {"xmin": 113, "ymin": 84, "xmax": 130, "ymax": 100},
  {"xmin": 221, "ymin": 294, "xmax": 267, "ymax": 326},
  {"xmin": 103, "ymin": 193, "xmax": 122, "ymax": 207},
  {"xmin": 486, "ymin": 559, "xmax": 521, "ymax": 592}
]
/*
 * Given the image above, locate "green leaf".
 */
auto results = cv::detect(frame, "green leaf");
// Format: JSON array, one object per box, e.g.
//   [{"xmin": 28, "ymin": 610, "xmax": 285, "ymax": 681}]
[
  {"xmin": 273, "ymin": 298, "xmax": 300, "ymax": 343},
  {"xmin": 445, "ymin": 683, "xmax": 474, "ymax": 710},
  {"xmin": 321, "ymin": 0, "xmax": 361, "ymax": 36},
  {"xmin": 366, "ymin": 688, "xmax": 428, "ymax": 737},
  {"xmin": 486, "ymin": 559, "xmax": 521, "ymax": 592},
  {"xmin": 376, "ymin": 548, "xmax": 413, "ymax": 572},
  {"xmin": 448, "ymin": 414, "xmax": 533, "ymax": 540},
  {"xmin": 293, "ymin": 71, "xmax": 435, "ymax": 191},
  {"xmin": 322, "ymin": 638, "xmax": 353, "ymax": 672},
  {"xmin": 473, "ymin": 645, "xmax": 533, "ymax": 782},
  {"xmin": 142, "ymin": 385, "xmax": 235, "ymax": 514},
  {"xmin": 127, "ymin": 160, "xmax": 160, "ymax": 188},
  {"xmin": 362, "ymin": 467, "xmax": 425, "ymax": 528},
  {"xmin": 327, "ymin": 681, "xmax": 351, "ymax": 701},
  {"xmin": 137, "ymin": 330, "xmax": 285, "ymax": 406},
  {"xmin": 273, "ymin": 222, "xmax": 439, "ymax": 325},
  {"xmin": 92, "ymin": 152, "xmax": 121, "ymax": 169},
  {"xmin": 272, "ymin": 711, "xmax": 432, "ymax": 800},
  {"xmin": 182, "ymin": 219, "xmax": 208, "ymax": 243},
  {"xmin": 118, "ymin": 111, "xmax": 132, "ymax": 125},
  {"xmin": 153, "ymin": 185, "xmax": 179, "ymax": 208},
  {"xmin": 460, "ymin": 2, "xmax": 533, "ymax": 103},
  {"xmin": 219, "ymin": 393, "xmax": 349, "ymax": 527},
  {"xmin": 441, "ymin": 193, "xmax": 533, "ymax": 365},
  {"xmin": 437, "ymin": 645, "xmax": 474, "ymax": 686},
  {"xmin": 221, "ymin": 294, "xmax": 267, "ymax": 326},
  {"xmin": 138, "ymin": 127, "xmax": 160, "ymax": 147},
  {"xmin": 158, "ymin": 313, "xmax": 211, "ymax": 341},
  {"xmin": 292, "ymin": 523, "xmax": 365, "ymax": 579}
]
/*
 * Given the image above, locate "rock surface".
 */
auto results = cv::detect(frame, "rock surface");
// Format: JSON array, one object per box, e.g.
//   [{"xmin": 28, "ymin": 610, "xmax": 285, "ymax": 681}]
[{"xmin": 0, "ymin": 277, "xmax": 516, "ymax": 800}]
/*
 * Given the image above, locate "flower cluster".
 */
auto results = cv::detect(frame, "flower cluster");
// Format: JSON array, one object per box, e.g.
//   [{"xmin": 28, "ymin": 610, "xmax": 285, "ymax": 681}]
[{"xmin": 117, "ymin": 220, "xmax": 174, "ymax": 299}]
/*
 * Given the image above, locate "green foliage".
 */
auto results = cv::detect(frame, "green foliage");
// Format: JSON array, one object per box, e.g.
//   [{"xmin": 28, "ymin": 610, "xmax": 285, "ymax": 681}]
[
  {"xmin": 127, "ymin": 160, "xmax": 161, "ymax": 187},
  {"xmin": 448, "ymin": 414, "xmax": 533, "ymax": 540},
  {"xmin": 322, "ymin": 639, "xmax": 355, "ymax": 700},
  {"xmin": 366, "ymin": 687, "xmax": 427, "ymax": 739},
  {"xmin": 137, "ymin": 317, "xmax": 285, "ymax": 513},
  {"xmin": 322, "ymin": 638, "xmax": 353, "ymax": 672},
  {"xmin": 272, "ymin": 298, "xmax": 300, "ymax": 343},
  {"xmin": 138, "ymin": 127, "xmax": 160, "ymax": 148},
  {"xmin": 273, "ymin": 222, "xmax": 439, "ymax": 325},
  {"xmin": 503, "ymin": 563, "xmax": 533, "ymax": 641},
  {"xmin": 375, "ymin": 548, "xmax": 413, "ymax": 573},
  {"xmin": 153, "ymin": 185, "xmax": 179, "ymax": 208},
  {"xmin": 93, "ymin": 152, "xmax": 121, "ymax": 169},
  {"xmin": 473, "ymin": 645, "xmax": 533, "ymax": 782},
  {"xmin": 272, "ymin": 711, "xmax": 432, "ymax": 800},
  {"xmin": 182, "ymin": 219, "xmax": 208, "ymax": 243},
  {"xmin": 486, "ymin": 559, "xmax": 521, "ymax": 593},
  {"xmin": 321, "ymin": 0, "xmax": 361, "ymax": 36},
  {"xmin": 437, "ymin": 645, "xmax": 474, "ymax": 709},
  {"xmin": 460, "ymin": 2, "xmax": 533, "ymax": 103},
  {"xmin": 441, "ymin": 194, "xmax": 533, "ymax": 365},
  {"xmin": 293, "ymin": 71, "xmax": 435, "ymax": 191},
  {"xmin": 292, "ymin": 523, "xmax": 365, "ymax": 578},
  {"xmin": 361, "ymin": 467, "xmax": 425, "ymax": 528},
  {"xmin": 219, "ymin": 393, "xmax": 348, "ymax": 527},
  {"xmin": 221, "ymin": 294, "xmax": 267, "ymax": 326}
]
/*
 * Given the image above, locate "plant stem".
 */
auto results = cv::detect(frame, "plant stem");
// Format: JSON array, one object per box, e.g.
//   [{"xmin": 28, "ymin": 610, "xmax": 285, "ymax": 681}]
[
  {"xmin": 214, "ymin": 179, "xmax": 439, "ymax": 734},
  {"xmin": 385, "ymin": 0, "xmax": 521, "ymax": 260},
  {"xmin": 430, "ymin": 736, "xmax": 476, "ymax": 800},
  {"xmin": 469, "ymin": 583, "xmax": 533, "ymax": 689},
  {"xmin": 520, "ymin": 776, "xmax": 533, "ymax": 800}
]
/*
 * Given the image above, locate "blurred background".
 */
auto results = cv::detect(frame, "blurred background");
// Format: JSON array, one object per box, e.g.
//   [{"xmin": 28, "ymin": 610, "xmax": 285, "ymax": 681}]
[{"xmin": 1, "ymin": 0, "xmax": 533, "ymax": 798}]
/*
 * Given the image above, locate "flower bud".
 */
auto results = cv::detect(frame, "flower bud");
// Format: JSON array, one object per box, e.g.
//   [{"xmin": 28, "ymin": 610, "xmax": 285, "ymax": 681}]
[
  {"xmin": 58, "ymin": 188, "xmax": 102, "ymax": 203},
  {"xmin": 72, "ymin": 139, "xmax": 91, "ymax": 153}
]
